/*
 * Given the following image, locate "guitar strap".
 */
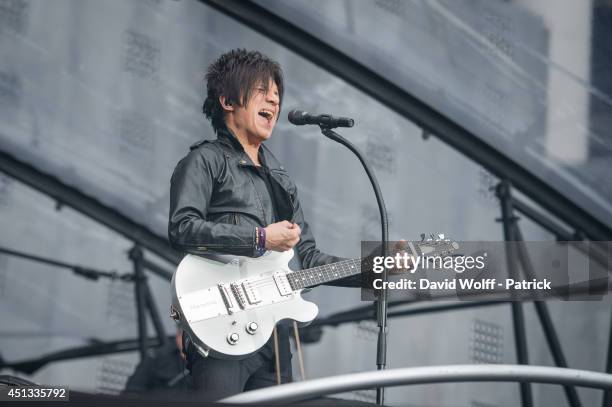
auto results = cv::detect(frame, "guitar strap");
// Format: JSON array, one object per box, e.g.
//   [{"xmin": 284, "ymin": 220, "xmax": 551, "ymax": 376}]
[
  {"xmin": 272, "ymin": 325, "xmax": 281, "ymax": 385},
  {"xmin": 293, "ymin": 321, "xmax": 306, "ymax": 381}
]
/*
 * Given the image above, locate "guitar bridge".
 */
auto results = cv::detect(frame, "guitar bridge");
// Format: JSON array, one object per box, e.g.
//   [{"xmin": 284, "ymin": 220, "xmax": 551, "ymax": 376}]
[
  {"xmin": 230, "ymin": 282, "xmax": 247, "ymax": 308},
  {"xmin": 218, "ymin": 283, "xmax": 239, "ymax": 314},
  {"xmin": 228, "ymin": 279, "xmax": 264, "ymax": 309}
]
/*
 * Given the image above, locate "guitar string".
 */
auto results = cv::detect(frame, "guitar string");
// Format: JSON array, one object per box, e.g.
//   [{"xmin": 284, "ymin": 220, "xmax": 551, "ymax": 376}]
[
  {"xmin": 284, "ymin": 242, "xmax": 448, "ymax": 288},
  {"xmin": 243, "ymin": 259, "xmax": 362, "ymax": 288},
  {"xmin": 236, "ymin": 240, "xmax": 448, "ymax": 289},
  {"xmin": 247, "ymin": 268, "xmax": 354, "ymax": 288},
  {"xmin": 287, "ymin": 262, "xmax": 361, "ymax": 289},
  {"xmin": 229, "ymin": 246, "xmax": 428, "ymax": 292},
  {"xmin": 246, "ymin": 265, "xmax": 358, "ymax": 290},
  {"xmin": 222, "ymin": 242, "xmax": 447, "ymax": 290}
]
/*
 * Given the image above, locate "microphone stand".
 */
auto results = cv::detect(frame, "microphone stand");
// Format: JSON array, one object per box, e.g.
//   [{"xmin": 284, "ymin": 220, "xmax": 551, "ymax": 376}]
[{"xmin": 319, "ymin": 126, "xmax": 389, "ymax": 405}]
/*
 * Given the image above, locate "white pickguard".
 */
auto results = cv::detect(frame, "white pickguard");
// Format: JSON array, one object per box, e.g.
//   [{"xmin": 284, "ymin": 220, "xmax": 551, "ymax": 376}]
[{"xmin": 171, "ymin": 249, "xmax": 318, "ymax": 359}]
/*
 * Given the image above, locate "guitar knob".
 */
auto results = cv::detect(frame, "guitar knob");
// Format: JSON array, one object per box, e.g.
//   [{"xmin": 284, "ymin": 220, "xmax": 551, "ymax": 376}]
[
  {"xmin": 246, "ymin": 322, "xmax": 258, "ymax": 335},
  {"xmin": 227, "ymin": 332, "xmax": 240, "ymax": 345}
]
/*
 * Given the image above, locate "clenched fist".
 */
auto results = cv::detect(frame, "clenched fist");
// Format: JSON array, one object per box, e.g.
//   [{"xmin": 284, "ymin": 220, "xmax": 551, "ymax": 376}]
[{"xmin": 264, "ymin": 220, "xmax": 301, "ymax": 252}]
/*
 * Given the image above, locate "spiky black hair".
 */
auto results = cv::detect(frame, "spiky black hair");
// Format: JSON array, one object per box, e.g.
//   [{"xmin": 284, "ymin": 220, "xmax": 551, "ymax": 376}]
[{"xmin": 202, "ymin": 49, "xmax": 284, "ymax": 132}]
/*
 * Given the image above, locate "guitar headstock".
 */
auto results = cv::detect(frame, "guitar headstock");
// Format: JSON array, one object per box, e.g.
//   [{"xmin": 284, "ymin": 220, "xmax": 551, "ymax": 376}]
[{"xmin": 416, "ymin": 233, "xmax": 460, "ymax": 257}]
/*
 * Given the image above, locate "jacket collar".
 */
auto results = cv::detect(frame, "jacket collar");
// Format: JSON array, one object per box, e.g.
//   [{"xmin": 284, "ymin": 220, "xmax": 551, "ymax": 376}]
[
  {"xmin": 216, "ymin": 126, "xmax": 245, "ymax": 152},
  {"xmin": 216, "ymin": 125, "xmax": 281, "ymax": 170}
]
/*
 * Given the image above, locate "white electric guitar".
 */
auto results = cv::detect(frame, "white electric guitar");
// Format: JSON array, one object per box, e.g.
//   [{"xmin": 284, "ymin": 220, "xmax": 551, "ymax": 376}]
[{"xmin": 171, "ymin": 235, "xmax": 458, "ymax": 359}]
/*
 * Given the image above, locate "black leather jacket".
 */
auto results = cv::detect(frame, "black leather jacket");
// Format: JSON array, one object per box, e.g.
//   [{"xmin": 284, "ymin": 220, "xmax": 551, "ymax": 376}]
[{"xmin": 168, "ymin": 127, "xmax": 358, "ymax": 287}]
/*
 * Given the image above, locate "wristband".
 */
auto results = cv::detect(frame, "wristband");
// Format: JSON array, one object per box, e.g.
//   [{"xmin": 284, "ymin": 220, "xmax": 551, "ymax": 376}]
[
  {"xmin": 258, "ymin": 227, "xmax": 266, "ymax": 252},
  {"xmin": 255, "ymin": 227, "xmax": 266, "ymax": 256}
]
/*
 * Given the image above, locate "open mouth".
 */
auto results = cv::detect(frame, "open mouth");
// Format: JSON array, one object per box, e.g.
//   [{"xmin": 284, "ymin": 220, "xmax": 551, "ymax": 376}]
[{"xmin": 258, "ymin": 108, "xmax": 274, "ymax": 123}]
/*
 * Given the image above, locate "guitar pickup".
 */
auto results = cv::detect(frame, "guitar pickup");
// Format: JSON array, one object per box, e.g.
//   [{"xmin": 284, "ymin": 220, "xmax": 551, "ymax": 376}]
[
  {"xmin": 242, "ymin": 282, "xmax": 262, "ymax": 305},
  {"xmin": 273, "ymin": 272, "xmax": 293, "ymax": 296}
]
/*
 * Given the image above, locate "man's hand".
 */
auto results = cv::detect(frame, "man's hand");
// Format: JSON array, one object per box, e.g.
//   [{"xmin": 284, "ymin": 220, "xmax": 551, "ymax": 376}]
[
  {"xmin": 389, "ymin": 239, "xmax": 414, "ymax": 274},
  {"xmin": 264, "ymin": 221, "xmax": 301, "ymax": 252}
]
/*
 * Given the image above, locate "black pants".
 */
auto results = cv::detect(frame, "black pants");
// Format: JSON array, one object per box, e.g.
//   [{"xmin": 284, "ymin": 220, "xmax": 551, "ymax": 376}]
[{"xmin": 184, "ymin": 336, "xmax": 292, "ymax": 401}]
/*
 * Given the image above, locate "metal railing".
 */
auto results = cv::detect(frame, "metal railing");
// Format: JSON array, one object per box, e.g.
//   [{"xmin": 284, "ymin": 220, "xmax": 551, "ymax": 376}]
[{"xmin": 220, "ymin": 365, "xmax": 612, "ymax": 405}]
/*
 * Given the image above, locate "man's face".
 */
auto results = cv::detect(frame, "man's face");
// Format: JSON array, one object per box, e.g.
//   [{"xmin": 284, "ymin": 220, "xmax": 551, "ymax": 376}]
[{"xmin": 228, "ymin": 80, "xmax": 280, "ymax": 142}]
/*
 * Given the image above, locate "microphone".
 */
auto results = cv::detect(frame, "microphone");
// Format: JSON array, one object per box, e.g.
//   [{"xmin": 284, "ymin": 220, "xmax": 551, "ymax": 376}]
[{"xmin": 288, "ymin": 110, "xmax": 354, "ymax": 128}]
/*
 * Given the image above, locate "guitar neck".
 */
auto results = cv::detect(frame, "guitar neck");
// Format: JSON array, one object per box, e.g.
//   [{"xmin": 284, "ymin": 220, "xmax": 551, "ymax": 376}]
[
  {"xmin": 286, "ymin": 258, "xmax": 363, "ymax": 289},
  {"xmin": 286, "ymin": 241, "xmax": 423, "ymax": 289},
  {"xmin": 284, "ymin": 237, "xmax": 458, "ymax": 290}
]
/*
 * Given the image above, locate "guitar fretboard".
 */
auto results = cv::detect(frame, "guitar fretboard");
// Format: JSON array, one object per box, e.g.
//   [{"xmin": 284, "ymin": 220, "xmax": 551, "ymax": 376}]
[
  {"xmin": 282, "ymin": 238, "xmax": 459, "ymax": 290},
  {"xmin": 286, "ymin": 258, "xmax": 363, "ymax": 290}
]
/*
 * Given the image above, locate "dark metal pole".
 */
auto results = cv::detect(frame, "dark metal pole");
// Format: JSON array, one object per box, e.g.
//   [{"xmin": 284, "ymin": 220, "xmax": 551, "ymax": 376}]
[
  {"xmin": 319, "ymin": 127, "xmax": 389, "ymax": 405},
  {"xmin": 5, "ymin": 336, "xmax": 169, "ymax": 375},
  {"xmin": 143, "ymin": 280, "xmax": 168, "ymax": 347},
  {"xmin": 0, "ymin": 245, "xmax": 134, "ymax": 281},
  {"xmin": 513, "ymin": 226, "xmax": 582, "ymax": 407},
  {"xmin": 0, "ymin": 246, "xmax": 79, "ymax": 269},
  {"xmin": 130, "ymin": 245, "xmax": 148, "ymax": 360},
  {"xmin": 497, "ymin": 180, "xmax": 533, "ymax": 407}
]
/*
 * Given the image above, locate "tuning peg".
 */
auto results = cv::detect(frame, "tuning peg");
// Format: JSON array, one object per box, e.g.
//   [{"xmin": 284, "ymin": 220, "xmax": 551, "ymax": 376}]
[
  {"xmin": 420, "ymin": 233, "xmax": 426, "ymax": 241},
  {"xmin": 438, "ymin": 233, "xmax": 445, "ymax": 240},
  {"xmin": 429, "ymin": 233, "xmax": 435, "ymax": 241}
]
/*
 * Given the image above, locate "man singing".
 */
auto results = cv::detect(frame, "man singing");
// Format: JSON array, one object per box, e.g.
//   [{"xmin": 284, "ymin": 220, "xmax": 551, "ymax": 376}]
[{"xmin": 168, "ymin": 49, "xmax": 359, "ymax": 399}]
